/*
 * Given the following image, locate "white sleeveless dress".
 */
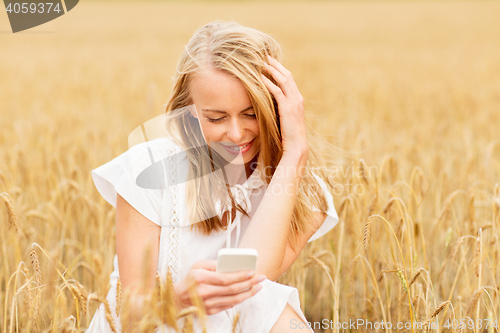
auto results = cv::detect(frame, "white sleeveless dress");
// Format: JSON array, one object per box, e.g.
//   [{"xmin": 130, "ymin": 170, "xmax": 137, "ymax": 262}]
[{"xmin": 86, "ymin": 137, "xmax": 338, "ymax": 333}]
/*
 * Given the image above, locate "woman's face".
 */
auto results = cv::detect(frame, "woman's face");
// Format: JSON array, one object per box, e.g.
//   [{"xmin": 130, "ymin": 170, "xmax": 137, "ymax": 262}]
[{"xmin": 189, "ymin": 68, "xmax": 261, "ymax": 166}]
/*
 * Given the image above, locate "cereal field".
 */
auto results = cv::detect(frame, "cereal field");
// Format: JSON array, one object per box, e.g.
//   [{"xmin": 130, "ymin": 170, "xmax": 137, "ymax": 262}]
[{"xmin": 1, "ymin": 1, "xmax": 500, "ymax": 332}]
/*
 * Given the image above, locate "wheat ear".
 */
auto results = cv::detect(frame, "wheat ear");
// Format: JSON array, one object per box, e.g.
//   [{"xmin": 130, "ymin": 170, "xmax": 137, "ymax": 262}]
[
  {"xmin": 424, "ymin": 301, "xmax": 450, "ymax": 327},
  {"xmin": 450, "ymin": 237, "xmax": 465, "ymax": 262},
  {"xmin": 362, "ymin": 216, "xmax": 372, "ymax": 257},
  {"xmin": 89, "ymin": 294, "xmax": 117, "ymax": 333},
  {"xmin": 1, "ymin": 192, "xmax": 19, "ymax": 232},
  {"xmin": 23, "ymin": 267, "xmax": 33, "ymax": 316},
  {"xmin": 466, "ymin": 288, "xmax": 482, "ymax": 317},
  {"xmin": 232, "ymin": 310, "xmax": 241, "ymax": 333},
  {"xmin": 116, "ymin": 277, "xmax": 122, "ymax": 317},
  {"xmin": 409, "ymin": 267, "xmax": 425, "ymax": 287},
  {"xmin": 68, "ymin": 281, "xmax": 89, "ymax": 313},
  {"xmin": 474, "ymin": 229, "xmax": 482, "ymax": 278},
  {"xmin": 30, "ymin": 249, "xmax": 42, "ymax": 330}
]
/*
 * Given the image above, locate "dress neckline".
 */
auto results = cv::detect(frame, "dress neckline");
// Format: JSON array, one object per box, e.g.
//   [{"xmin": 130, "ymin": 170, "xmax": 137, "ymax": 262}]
[
  {"xmin": 228, "ymin": 167, "xmax": 265, "ymax": 190},
  {"xmin": 215, "ymin": 167, "xmax": 266, "ymax": 248}
]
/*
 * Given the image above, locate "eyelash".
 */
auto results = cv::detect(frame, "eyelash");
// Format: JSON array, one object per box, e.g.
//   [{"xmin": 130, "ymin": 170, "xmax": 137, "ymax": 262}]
[{"xmin": 207, "ymin": 114, "xmax": 257, "ymax": 123}]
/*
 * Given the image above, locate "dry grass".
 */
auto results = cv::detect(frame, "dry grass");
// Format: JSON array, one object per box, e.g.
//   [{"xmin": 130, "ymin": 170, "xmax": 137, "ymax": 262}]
[{"xmin": 1, "ymin": 1, "xmax": 500, "ymax": 332}]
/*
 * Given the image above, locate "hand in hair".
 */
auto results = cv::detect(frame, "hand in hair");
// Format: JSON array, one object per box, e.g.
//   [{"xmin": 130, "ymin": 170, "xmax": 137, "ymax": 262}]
[{"xmin": 261, "ymin": 54, "xmax": 308, "ymax": 162}]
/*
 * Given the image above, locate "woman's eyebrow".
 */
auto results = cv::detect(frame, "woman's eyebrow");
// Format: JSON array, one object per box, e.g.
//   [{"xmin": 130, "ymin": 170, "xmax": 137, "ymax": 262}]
[{"xmin": 201, "ymin": 106, "xmax": 253, "ymax": 114}]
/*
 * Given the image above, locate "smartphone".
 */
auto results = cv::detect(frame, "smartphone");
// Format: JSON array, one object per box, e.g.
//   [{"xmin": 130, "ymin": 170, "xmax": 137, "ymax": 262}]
[{"xmin": 216, "ymin": 248, "xmax": 258, "ymax": 274}]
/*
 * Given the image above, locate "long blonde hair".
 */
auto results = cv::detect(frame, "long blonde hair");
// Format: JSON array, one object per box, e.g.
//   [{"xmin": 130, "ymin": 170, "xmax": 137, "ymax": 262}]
[{"xmin": 162, "ymin": 20, "xmax": 331, "ymax": 251}]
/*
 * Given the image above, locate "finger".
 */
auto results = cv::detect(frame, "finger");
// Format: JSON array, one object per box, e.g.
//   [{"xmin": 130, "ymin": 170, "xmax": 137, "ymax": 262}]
[
  {"xmin": 191, "ymin": 260, "xmax": 217, "ymax": 271},
  {"xmin": 263, "ymin": 63, "xmax": 297, "ymax": 99},
  {"xmin": 206, "ymin": 304, "xmax": 234, "ymax": 316},
  {"xmin": 196, "ymin": 269, "xmax": 257, "ymax": 286},
  {"xmin": 266, "ymin": 54, "xmax": 292, "ymax": 79},
  {"xmin": 261, "ymin": 73, "xmax": 287, "ymax": 105},
  {"xmin": 266, "ymin": 55, "xmax": 302, "ymax": 100},
  {"xmin": 204, "ymin": 283, "xmax": 263, "ymax": 309},
  {"xmin": 201, "ymin": 274, "xmax": 266, "ymax": 299}
]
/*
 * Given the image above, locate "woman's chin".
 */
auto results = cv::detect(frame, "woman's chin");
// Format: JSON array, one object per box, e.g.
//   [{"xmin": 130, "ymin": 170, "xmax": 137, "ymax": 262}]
[{"xmin": 210, "ymin": 142, "xmax": 243, "ymax": 164}]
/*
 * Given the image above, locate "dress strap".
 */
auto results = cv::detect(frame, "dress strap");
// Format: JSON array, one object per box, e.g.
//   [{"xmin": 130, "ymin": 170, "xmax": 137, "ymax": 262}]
[{"xmin": 216, "ymin": 184, "xmax": 252, "ymax": 249}]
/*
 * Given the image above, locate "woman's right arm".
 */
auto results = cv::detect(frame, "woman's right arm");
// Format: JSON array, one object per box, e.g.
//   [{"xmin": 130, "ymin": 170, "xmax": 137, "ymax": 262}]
[
  {"xmin": 116, "ymin": 193, "xmax": 161, "ymax": 329},
  {"xmin": 115, "ymin": 193, "xmax": 266, "ymax": 326}
]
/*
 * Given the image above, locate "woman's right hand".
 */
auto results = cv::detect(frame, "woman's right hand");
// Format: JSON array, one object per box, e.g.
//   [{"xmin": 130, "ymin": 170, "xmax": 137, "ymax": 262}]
[{"xmin": 173, "ymin": 260, "xmax": 266, "ymax": 315}]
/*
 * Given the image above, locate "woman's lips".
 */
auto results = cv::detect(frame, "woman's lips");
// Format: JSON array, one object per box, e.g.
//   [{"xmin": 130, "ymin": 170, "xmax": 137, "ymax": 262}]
[{"xmin": 221, "ymin": 139, "xmax": 254, "ymax": 155}]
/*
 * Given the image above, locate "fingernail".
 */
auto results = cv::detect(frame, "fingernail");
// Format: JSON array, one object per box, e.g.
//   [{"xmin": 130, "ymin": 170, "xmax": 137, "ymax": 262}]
[
  {"xmin": 257, "ymin": 275, "xmax": 266, "ymax": 282},
  {"xmin": 256, "ymin": 284, "xmax": 263, "ymax": 291},
  {"xmin": 247, "ymin": 271, "xmax": 255, "ymax": 278}
]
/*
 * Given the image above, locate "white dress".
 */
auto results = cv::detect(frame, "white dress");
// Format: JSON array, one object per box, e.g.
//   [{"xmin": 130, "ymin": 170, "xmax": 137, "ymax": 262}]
[{"xmin": 86, "ymin": 136, "xmax": 339, "ymax": 333}]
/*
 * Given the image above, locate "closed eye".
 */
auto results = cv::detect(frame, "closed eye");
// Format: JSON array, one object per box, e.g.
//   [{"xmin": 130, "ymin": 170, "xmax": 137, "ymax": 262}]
[
  {"xmin": 206, "ymin": 114, "xmax": 256, "ymax": 123},
  {"xmin": 207, "ymin": 117, "xmax": 224, "ymax": 123}
]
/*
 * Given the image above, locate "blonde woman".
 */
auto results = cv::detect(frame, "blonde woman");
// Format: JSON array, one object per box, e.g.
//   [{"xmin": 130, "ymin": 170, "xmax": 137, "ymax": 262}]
[{"xmin": 88, "ymin": 20, "xmax": 338, "ymax": 333}]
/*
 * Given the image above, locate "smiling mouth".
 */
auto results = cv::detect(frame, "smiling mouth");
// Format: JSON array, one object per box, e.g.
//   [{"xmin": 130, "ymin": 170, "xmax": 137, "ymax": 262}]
[{"xmin": 221, "ymin": 139, "xmax": 254, "ymax": 149}]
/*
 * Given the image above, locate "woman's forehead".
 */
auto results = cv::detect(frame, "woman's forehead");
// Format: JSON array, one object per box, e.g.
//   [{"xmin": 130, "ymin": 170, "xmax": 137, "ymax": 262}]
[{"xmin": 190, "ymin": 69, "xmax": 251, "ymax": 109}]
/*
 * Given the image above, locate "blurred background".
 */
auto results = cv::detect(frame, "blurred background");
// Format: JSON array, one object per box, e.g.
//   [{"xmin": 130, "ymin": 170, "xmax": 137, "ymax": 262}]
[{"xmin": 1, "ymin": 1, "xmax": 500, "ymax": 332}]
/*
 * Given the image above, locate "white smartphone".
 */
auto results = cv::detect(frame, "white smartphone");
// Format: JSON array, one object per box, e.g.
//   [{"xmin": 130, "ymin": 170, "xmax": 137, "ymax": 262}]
[{"xmin": 216, "ymin": 248, "xmax": 258, "ymax": 273}]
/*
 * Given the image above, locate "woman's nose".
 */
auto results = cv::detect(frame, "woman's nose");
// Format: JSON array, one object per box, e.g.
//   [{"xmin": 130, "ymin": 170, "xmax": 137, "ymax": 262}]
[{"xmin": 227, "ymin": 120, "xmax": 245, "ymax": 143}]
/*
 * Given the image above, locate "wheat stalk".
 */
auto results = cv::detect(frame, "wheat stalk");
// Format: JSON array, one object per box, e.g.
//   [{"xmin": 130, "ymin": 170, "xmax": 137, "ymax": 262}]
[
  {"xmin": 409, "ymin": 267, "xmax": 425, "ymax": 287},
  {"xmin": 56, "ymin": 289, "xmax": 68, "ymax": 322},
  {"xmin": 358, "ymin": 159, "xmax": 371, "ymax": 187},
  {"xmin": 396, "ymin": 269, "xmax": 409, "ymax": 295},
  {"xmin": 0, "ymin": 169, "xmax": 7, "ymax": 188},
  {"xmin": 367, "ymin": 194, "xmax": 379, "ymax": 217},
  {"xmin": 88, "ymin": 294, "xmax": 117, "ymax": 333},
  {"xmin": 438, "ymin": 190, "xmax": 463, "ymax": 224},
  {"xmin": 58, "ymin": 315, "xmax": 76, "ymax": 333},
  {"xmin": 307, "ymin": 255, "xmax": 337, "ymax": 300},
  {"xmin": 177, "ymin": 306, "xmax": 199, "ymax": 318},
  {"xmin": 385, "ymin": 156, "xmax": 397, "ymax": 184},
  {"xmin": 468, "ymin": 193, "xmax": 476, "ymax": 224},
  {"xmin": 383, "ymin": 197, "xmax": 396, "ymax": 214},
  {"xmin": 23, "ymin": 267, "xmax": 33, "ymax": 316},
  {"xmin": 362, "ymin": 216, "xmax": 372, "ymax": 257},
  {"xmin": 348, "ymin": 255, "xmax": 360, "ymax": 280},
  {"xmin": 424, "ymin": 301, "xmax": 450, "ymax": 327},
  {"xmin": 450, "ymin": 237, "xmax": 465, "ymax": 262},
  {"xmin": 30, "ymin": 248, "xmax": 42, "ymax": 330},
  {"xmin": 1, "ymin": 192, "xmax": 19, "ymax": 232},
  {"xmin": 474, "ymin": 229, "xmax": 482, "ymax": 278},
  {"xmin": 466, "ymin": 288, "xmax": 482, "ymax": 317},
  {"xmin": 116, "ymin": 277, "xmax": 122, "ymax": 317},
  {"xmin": 102, "ymin": 297, "xmax": 117, "ymax": 333},
  {"xmin": 67, "ymin": 280, "xmax": 89, "ymax": 313},
  {"xmin": 480, "ymin": 223, "xmax": 492, "ymax": 230},
  {"xmin": 232, "ymin": 310, "xmax": 240, "ymax": 333}
]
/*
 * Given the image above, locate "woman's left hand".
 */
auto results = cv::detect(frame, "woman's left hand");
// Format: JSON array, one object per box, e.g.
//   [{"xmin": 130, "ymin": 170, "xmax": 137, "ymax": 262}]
[{"xmin": 261, "ymin": 54, "xmax": 309, "ymax": 160}]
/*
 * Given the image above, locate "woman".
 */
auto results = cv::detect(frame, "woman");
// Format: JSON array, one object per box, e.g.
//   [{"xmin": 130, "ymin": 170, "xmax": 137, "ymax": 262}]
[{"xmin": 88, "ymin": 20, "xmax": 338, "ymax": 332}]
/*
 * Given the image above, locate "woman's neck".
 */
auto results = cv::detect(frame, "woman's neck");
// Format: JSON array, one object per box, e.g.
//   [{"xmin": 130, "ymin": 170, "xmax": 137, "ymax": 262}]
[{"xmin": 223, "ymin": 153, "xmax": 259, "ymax": 186}]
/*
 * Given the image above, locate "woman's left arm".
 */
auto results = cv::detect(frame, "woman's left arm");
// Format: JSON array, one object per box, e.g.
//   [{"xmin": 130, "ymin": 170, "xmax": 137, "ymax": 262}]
[
  {"xmin": 275, "ymin": 211, "xmax": 327, "ymax": 281},
  {"xmin": 237, "ymin": 54, "xmax": 313, "ymax": 281}
]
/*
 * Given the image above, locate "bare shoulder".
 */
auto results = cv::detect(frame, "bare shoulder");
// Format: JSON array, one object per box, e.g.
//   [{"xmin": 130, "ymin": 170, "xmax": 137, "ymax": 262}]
[{"xmin": 116, "ymin": 192, "xmax": 161, "ymax": 229}]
